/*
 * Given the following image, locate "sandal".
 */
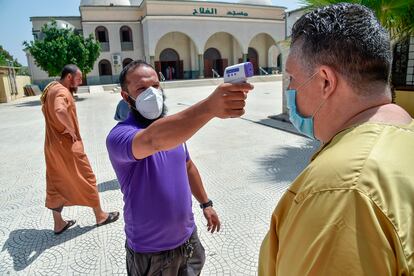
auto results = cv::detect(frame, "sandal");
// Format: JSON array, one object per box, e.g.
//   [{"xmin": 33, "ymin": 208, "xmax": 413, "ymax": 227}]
[
  {"xmin": 96, "ymin": 211, "xmax": 120, "ymax": 227},
  {"xmin": 54, "ymin": 220, "xmax": 76, "ymax": 235}
]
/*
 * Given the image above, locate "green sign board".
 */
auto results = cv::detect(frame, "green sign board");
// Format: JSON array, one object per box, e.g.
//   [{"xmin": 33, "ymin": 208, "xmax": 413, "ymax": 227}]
[{"xmin": 192, "ymin": 7, "xmax": 249, "ymax": 17}]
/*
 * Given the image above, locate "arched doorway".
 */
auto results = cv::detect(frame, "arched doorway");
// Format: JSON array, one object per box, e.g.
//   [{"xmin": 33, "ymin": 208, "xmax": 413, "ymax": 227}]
[
  {"xmin": 204, "ymin": 48, "xmax": 222, "ymax": 78},
  {"xmin": 154, "ymin": 32, "xmax": 196, "ymax": 80},
  {"xmin": 248, "ymin": 47, "xmax": 259, "ymax": 75},
  {"xmin": 122, "ymin": 58, "xmax": 133, "ymax": 68},
  {"xmin": 159, "ymin": 48, "xmax": 180, "ymax": 80},
  {"xmin": 203, "ymin": 32, "xmax": 241, "ymax": 78}
]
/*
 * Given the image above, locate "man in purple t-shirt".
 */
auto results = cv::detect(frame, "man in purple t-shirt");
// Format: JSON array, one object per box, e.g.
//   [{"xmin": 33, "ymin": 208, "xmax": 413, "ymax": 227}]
[{"xmin": 106, "ymin": 60, "xmax": 253, "ymax": 275}]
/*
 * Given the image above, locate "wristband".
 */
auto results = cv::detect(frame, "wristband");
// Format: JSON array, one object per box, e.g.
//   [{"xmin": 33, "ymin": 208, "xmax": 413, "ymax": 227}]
[{"xmin": 200, "ymin": 199, "xmax": 213, "ymax": 209}]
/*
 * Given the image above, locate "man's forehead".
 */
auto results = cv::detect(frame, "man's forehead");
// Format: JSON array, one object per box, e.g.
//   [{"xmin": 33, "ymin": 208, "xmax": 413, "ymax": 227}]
[{"xmin": 128, "ymin": 67, "xmax": 158, "ymax": 84}]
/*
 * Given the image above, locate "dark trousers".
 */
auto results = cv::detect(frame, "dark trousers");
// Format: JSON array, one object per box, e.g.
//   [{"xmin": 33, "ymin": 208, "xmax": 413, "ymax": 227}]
[{"xmin": 126, "ymin": 229, "xmax": 205, "ymax": 276}]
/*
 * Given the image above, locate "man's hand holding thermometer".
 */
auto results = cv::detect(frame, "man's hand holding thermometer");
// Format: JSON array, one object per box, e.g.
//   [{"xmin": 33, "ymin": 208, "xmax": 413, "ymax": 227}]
[
  {"xmin": 204, "ymin": 62, "xmax": 254, "ymax": 119},
  {"xmin": 223, "ymin": 62, "xmax": 254, "ymax": 83}
]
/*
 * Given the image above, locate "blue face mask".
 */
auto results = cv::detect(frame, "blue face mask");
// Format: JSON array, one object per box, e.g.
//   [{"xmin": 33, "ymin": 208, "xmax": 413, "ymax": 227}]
[{"xmin": 286, "ymin": 72, "xmax": 324, "ymax": 140}]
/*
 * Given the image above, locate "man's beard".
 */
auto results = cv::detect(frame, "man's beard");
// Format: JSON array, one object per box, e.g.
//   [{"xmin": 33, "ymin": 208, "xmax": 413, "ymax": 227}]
[
  {"xmin": 69, "ymin": 86, "xmax": 78, "ymax": 94},
  {"xmin": 69, "ymin": 80, "xmax": 78, "ymax": 94},
  {"xmin": 128, "ymin": 92, "xmax": 168, "ymax": 128}
]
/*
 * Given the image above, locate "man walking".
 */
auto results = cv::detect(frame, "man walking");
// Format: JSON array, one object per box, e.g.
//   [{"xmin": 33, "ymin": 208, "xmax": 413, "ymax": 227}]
[{"xmin": 41, "ymin": 64, "xmax": 119, "ymax": 235}]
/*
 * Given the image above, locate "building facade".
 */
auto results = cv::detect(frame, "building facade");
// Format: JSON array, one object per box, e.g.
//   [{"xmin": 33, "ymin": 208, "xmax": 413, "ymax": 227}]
[{"xmin": 28, "ymin": 0, "xmax": 286, "ymax": 86}]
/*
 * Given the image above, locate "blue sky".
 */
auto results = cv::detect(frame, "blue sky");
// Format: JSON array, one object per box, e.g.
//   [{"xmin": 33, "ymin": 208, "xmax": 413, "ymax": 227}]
[{"xmin": 0, "ymin": 0, "xmax": 303, "ymax": 66}]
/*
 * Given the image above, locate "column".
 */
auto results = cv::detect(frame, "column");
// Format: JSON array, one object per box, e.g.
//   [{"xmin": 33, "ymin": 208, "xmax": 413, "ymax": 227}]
[{"xmin": 198, "ymin": 54, "xmax": 204, "ymax": 79}]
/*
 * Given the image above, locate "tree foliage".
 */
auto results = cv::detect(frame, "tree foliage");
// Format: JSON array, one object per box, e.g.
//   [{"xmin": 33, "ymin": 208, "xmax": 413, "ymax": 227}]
[
  {"xmin": 299, "ymin": 0, "xmax": 414, "ymax": 44},
  {"xmin": 0, "ymin": 45, "xmax": 21, "ymax": 67},
  {"xmin": 23, "ymin": 20, "xmax": 100, "ymax": 77}
]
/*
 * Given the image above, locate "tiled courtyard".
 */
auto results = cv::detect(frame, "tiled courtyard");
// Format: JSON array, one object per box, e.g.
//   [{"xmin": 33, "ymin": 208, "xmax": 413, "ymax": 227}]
[{"xmin": 0, "ymin": 81, "xmax": 318, "ymax": 275}]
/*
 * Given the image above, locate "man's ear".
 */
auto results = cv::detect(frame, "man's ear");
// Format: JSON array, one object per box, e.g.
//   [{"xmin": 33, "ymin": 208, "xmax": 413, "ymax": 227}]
[
  {"xmin": 318, "ymin": 65, "xmax": 337, "ymax": 99},
  {"xmin": 121, "ymin": 90, "xmax": 130, "ymax": 105}
]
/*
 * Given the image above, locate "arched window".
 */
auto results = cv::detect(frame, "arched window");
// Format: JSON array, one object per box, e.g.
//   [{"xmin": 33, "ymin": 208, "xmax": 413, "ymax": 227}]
[
  {"xmin": 122, "ymin": 58, "xmax": 133, "ymax": 68},
  {"xmin": 95, "ymin": 26, "xmax": 110, "ymax": 51},
  {"xmin": 95, "ymin": 26, "xmax": 109, "ymax": 42},
  {"xmin": 120, "ymin": 26, "xmax": 132, "ymax": 42},
  {"xmin": 120, "ymin": 26, "xmax": 133, "ymax": 51},
  {"xmin": 99, "ymin": 59, "xmax": 112, "ymax": 76}
]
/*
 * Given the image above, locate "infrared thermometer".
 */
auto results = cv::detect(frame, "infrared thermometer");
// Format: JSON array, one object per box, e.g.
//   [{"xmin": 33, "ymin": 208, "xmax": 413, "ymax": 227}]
[{"xmin": 223, "ymin": 62, "xmax": 254, "ymax": 83}]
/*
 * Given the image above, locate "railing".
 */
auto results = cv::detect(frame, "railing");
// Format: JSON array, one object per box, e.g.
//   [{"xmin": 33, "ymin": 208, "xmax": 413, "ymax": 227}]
[
  {"xmin": 121, "ymin": 41, "xmax": 133, "ymax": 51},
  {"xmin": 159, "ymin": 72, "xmax": 166, "ymax": 82},
  {"xmin": 100, "ymin": 42, "xmax": 110, "ymax": 52},
  {"xmin": 259, "ymin": 67, "xmax": 269, "ymax": 75},
  {"xmin": 86, "ymin": 75, "xmax": 120, "ymax": 85},
  {"xmin": 212, "ymin": 69, "xmax": 220, "ymax": 78}
]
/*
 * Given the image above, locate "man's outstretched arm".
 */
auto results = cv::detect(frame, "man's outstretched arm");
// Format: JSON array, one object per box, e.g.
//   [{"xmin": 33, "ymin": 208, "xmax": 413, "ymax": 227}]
[{"xmin": 132, "ymin": 82, "xmax": 253, "ymax": 159}]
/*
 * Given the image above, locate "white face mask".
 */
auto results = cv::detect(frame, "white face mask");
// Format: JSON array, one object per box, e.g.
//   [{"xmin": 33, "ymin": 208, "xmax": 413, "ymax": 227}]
[{"xmin": 130, "ymin": 86, "xmax": 164, "ymax": 119}]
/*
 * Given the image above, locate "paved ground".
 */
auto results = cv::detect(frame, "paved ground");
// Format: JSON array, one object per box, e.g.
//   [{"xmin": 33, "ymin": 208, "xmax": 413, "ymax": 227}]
[{"xmin": 0, "ymin": 81, "xmax": 319, "ymax": 275}]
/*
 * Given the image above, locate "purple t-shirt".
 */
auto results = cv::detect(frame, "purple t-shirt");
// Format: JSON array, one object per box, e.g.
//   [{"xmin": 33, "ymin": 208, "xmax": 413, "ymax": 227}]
[{"xmin": 106, "ymin": 114, "xmax": 195, "ymax": 253}]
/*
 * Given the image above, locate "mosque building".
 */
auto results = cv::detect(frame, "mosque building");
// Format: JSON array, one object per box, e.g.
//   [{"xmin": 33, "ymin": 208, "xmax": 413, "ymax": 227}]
[{"xmin": 28, "ymin": 0, "xmax": 286, "ymax": 86}]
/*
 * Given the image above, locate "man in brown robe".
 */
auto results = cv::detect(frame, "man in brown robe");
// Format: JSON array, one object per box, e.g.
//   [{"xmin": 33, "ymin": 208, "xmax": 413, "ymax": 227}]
[{"xmin": 41, "ymin": 64, "xmax": 119, "ymax": 235}]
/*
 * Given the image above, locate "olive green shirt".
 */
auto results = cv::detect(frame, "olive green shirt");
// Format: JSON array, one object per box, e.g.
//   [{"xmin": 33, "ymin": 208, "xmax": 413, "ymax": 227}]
[{"xmin": 259, "ymin": 121, "xmax": 414, "ymax": 276}]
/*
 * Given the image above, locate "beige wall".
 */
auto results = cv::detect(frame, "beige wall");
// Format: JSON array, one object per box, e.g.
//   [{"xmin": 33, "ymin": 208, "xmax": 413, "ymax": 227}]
[
  {"xmin": 144, "ymin": 16, "xmax": 285, "ymax": 57},
  {"xmin": 155, "ymin": 32, "xmax": 194, "ymax": 70},
  {"xmin": 29, "ymin": 0, "xmax": 286, "ymax": 82},
  {"xmin": 0, "ymin": 73, "xmax": 32, "ymax": 103},
  {"xmin": 395, "ymin": 90, "xmax": 414, "ymax": 117},
  {"xmin": 145, "ymin": 1, "xmax": 284, "ymax": 20},
  {"xmin": 249, "ymin": 33, "xmax": 276, "ymax": 67},
  {"xmin": 205, "ymin": 32, "xmax": 241, "ymax": 65}
]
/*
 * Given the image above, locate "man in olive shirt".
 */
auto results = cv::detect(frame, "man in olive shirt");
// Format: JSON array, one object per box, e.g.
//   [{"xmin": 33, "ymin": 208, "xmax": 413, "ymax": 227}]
[{"xmin": 259, "ymin": 3, "xmax": 414, "ymax": 275}]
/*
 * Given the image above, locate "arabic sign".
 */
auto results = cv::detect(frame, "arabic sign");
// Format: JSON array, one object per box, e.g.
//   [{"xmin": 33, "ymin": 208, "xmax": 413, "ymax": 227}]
[
  {"xmin": 192, "ymin": 7, "xmax": 217, "ymax": 15},
  {"xmin": 227, "ymin": 11, "xmax": 249, "ymax": 17},
  {"xmin": 192, "ymin": 7, "xmax": 249, "ymax": 17}
]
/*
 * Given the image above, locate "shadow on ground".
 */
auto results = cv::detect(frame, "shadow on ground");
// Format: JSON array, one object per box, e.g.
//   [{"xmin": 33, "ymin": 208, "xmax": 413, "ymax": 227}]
[
  {"xmin": 98, "ymin": 179, "xmax": 120, "ymax": 192},
  {"xmin": 2, "ymin": 225, "xmax": 94, "ymax": 271},
  {"xmin": 13, "ymin": 99, "xmax": 42, "ymax": 107},
  {"xmin": 251, "ymin": 139, "xmax": 320, "ymax": 184},
  {"xmin": 13, "ymin": 97, "xmax": 86, "ymax": 108}
]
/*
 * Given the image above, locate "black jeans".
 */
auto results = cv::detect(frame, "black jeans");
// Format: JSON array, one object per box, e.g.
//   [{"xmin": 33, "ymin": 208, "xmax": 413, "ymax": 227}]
[{"xmin": 126, "ymin": 228, "xmax": 205, "ymax": 276}]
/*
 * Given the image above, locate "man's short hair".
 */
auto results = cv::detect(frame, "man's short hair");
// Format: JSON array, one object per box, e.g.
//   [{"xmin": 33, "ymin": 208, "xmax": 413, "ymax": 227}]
[
  {"xmin": 119, "ymin": 60, "xmax": 155, "ymax": 92},
  {"xmin": 291, "ymin": 3, "xmax": 391, "ymax": 94},
  {"xmin": 60, "ymin": 64, "xmax": 80, "ymax": 80}
]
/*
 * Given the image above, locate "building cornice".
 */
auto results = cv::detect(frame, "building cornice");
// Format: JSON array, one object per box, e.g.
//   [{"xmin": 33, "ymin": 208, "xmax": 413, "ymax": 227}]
[
  {"xmin": 145, "ymin": 0, "xmax": 286, "ymax": 10},
  {"xmin": 142, "ymin": 15, "xmax": 284, "ymax": 23}
]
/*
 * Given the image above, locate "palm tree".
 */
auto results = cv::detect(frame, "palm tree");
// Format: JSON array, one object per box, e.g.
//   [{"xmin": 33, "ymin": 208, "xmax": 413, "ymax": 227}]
[
  {"xmin": 299, "ymin": 0, "xmax": 414, "ymax": 44},
  {"xmin": 298, "ymin": 0, "xmax": 414, "ymax": 99}
]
